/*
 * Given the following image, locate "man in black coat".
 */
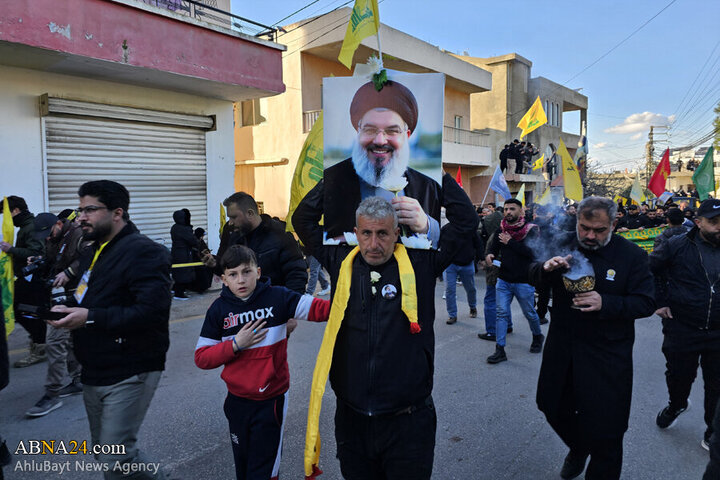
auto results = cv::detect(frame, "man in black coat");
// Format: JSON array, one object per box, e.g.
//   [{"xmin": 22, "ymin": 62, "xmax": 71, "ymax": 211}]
[
  {"xmin": 293, "ymin": 174, "xmax": 477, "ymax": 479},
  {"xmin": 211, "ymin": 192, "xmax": 307, "ymax": 294},
  {"xmin": 323, "ymin": 79, "xmax": 441, "ymax": 247},
  {"xmin": 50, "ymin": 180, "xmax": 171, "ymax": 479},
  {"xmin": 170, "ymin": 208, "xmax": 199, "ymax": 299},
  {"xmin": 530, "ymin": 196, "xmax": 655, "ymax": 480},
  {"xmin": 0, "ymin": 195, "xmax": 46, "ymax": 367},
  {"xmin": 651, "ymin": 198, "xmax": 720, "ymax": 451},
  {"xmin": 615, "ymin": 204, "xmax": 649, "ymax": 231}
]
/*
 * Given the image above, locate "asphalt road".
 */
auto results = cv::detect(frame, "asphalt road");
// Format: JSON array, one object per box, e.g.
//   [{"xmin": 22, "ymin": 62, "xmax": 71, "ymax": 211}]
[{"xmin": 0, "ymin": 275, "xmax": 711, "ymax": 479}]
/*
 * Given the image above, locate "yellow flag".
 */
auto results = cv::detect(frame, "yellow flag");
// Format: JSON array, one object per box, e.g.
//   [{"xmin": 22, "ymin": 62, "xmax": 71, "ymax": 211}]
[
  {"xmin": 1, "ymin": 197, "xmax": 15, "ymax": 338},
  {"xmin": 630, "ymin": 173, "xmax": 646, "ymax": 204},
  {"xmin": 287, "ymin": 112, "xmax": 324, "ymax": 232},
  {"xmin": 536, "ymin": 187, "xmax": 552, "ymax": 205},
  {"xmin": 612, "ymin": 194, "xmax": 625, "ymax": 205},
  {"xmin": 532, "ymin": 154, "xmax": 544, "ymax": 171},
  {"xmin": 517, "ymin": 96, "xmax": 547, "ymax": 139},
  {"xmin": 557, "ymin": 139, "xmax": 583, "ymax": 201},
  {"xmin": 338, "ymin": 0, "xmax": 380, "ymax": 69},
  {"xmin": 515, "ymin": 183, "xmax": 526, "ymax": 206},
  {"xmin": 219, "ymin": 203, "xmax": 227, "ymax": 237}
]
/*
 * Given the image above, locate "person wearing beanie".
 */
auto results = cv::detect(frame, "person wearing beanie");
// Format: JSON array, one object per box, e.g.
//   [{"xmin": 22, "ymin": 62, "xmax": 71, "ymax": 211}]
[{"xmin": 322, "ymin": 79, "xmax": 442, "ymax": 248}]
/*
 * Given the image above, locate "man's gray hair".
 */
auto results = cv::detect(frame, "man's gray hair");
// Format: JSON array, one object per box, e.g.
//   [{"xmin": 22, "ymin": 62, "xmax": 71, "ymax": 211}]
[
  {"xmin": 577, "ymin": 196, "xmax": 618, "ymax": 221},
  {"xmin": 355, "ymin": 196, "xmax": 398, "ymax": 228}
]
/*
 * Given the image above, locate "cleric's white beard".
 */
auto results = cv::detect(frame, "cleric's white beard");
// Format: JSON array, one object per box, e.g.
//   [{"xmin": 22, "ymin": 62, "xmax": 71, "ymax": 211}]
[{"xmin": 351, "ymin": 139, "xmax": 410, "ymax": 188}]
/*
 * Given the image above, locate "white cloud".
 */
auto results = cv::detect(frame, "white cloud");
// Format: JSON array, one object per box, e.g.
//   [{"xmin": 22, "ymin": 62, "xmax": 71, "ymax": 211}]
[
  {"xmin": 592, "ymin": 142, "xmax": 607, "ymax": 148},
  {"xmin": 630, "ymin": 133, "xmax": 642, "ymax": 140},
  {"xmin": 604, "ymin": 112, "xmax": 675, "ymax": 135}
]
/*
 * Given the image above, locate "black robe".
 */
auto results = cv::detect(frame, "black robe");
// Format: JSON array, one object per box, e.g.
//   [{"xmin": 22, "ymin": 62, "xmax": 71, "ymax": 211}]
[
  {"xmin": 529, "ymin": 233, "xmax": 656, "ymax": 440},
  {"xmin": 323, "ymin": 158, "xmax": 441, "ymax": 240}
]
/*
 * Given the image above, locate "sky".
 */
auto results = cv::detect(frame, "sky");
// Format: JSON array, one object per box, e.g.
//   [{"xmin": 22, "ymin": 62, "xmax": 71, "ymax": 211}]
[{"xmin": 230, "ymin": 0, "xmax": 720, "ymax": 173}]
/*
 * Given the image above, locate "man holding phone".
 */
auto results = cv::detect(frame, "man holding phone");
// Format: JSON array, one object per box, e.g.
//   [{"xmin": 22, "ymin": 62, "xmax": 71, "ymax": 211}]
[{"xmin": 50, "ymin": 180, "xmax": 171, "ymax": 480}]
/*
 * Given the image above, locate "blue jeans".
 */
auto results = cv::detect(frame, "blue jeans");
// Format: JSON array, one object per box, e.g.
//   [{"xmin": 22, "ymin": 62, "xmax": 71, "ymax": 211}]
[
  {"xmin": 484, "ymin": 282, "xmax": 496, "ymax": 335},
  {"xmin": 444, "ymin": 263, "xmax": 477, "ymax": 318},
  {"xmin": 306, "ymin": 255, "xmax": 329, "ymax": 295},
  {"xmin": 495, "ymin": 278, "xmax": 541, "ymax": 347}
]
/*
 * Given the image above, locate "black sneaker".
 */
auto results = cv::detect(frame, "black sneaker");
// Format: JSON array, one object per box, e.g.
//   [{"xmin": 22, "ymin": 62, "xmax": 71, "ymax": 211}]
[
  {"xmin": 487, "ymin": 345, "xmax": 507, "ymax": 364},
  {"xmin": 507, "ymin": 327, "xmax": 514, "ymax": 333},
  {"xmin": 530, "ymin": 334, "xmax": 545, "ymax": 353},
  {"xmin": 703, "ymin": 431, "xmax": 712, "ymax": 451},
  {"xmin": 477, "ymin": 332, "xmax": 496, "ymax": 341},
  {"xmin": 560, "ymin": 450, "xmax": 589, "ymax": 479},
  {"xmin": 539, "ymin": 316, "xmax": 549, "ymax": 325},
  {"xmin": 173, "ymin": 293, "xmax": 189, "ymax": 300},
  {"xmin": 656, "ymin": 402, "xmax": 689, "ymax": 429},
  {"xmin": 469, "ymin": 308, "xmax": 478, "ymax": 318},
  {"xmin": 26, "ymin": 395, "xmax": 63, "ymax": 417},
  {"xmin": 446, "ymin": 317, "xmax": 457, "ymax": 325},
  {"xmin": 58, "ymin": 381, "xmax": 83, "ymax": 398}
]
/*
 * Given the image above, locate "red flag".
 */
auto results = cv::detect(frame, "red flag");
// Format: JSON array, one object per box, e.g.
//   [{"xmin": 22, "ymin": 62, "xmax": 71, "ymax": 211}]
[
  {"xmin": 455, "ymin": 166, "xmax": 463, "ymax": 188},
  {"xmin": 648, "ymin": 149, "xmax": 671, "ymax": 197}
]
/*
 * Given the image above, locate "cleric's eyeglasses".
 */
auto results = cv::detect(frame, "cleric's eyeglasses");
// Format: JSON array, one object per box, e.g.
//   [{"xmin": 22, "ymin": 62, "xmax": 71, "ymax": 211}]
[
  {"xmin": 76, "ymin": 206, "xmax": 108, "ymax": 215},
  {"xmin": 358, "ymin": 125, "xmax": 406, "ymax": 138}
]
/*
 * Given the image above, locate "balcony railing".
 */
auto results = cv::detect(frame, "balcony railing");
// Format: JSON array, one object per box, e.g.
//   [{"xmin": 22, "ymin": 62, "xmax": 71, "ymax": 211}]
[
  {"xmin": 140, "ymin": 0, "xmax": 280, "ymax": 39},
  {"xmin": 443, "ymin": 126, "xmax": 489, "ymax": 147},
  {"xmin": 303, "ymin": 110, "xmax": 322, "ymax": 133}
]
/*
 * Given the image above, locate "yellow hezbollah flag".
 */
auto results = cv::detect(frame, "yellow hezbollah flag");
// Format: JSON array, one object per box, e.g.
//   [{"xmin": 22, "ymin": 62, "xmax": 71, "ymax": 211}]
[
  {"xmin": 287, "ymin": 112, "xmax": 324, "ymax": 233},
  {"xmin": 338, "ymin": 0, "xmax": 380, "ymax": 69},
  {"xmin": 536, "ymin": 187, "xmax": 552, "ymax": 206},
  {"xmin": 557, "ymin": 139, "xmax": 583, "ymax": 201},
  {"xmin": 219, "ymin": 203, "xmax": 227, "ymax": 237},
  {"xmin": 517, "ymin": 96, "xmax": 547, "ymax": 139},
  {"xmin": 1, "ymin": 197, "xmax": 15, "ymax": 338},
  {"xmin": 515, "ymin": 183, "xmax": 526, "ymax": 206},
  {"xmin": 532, "ymin": 154, "xmax": 544, "ymax": 171},
  {"xmin": 630, "ymin": 172, "xmax": 646, "ymax": 204}
]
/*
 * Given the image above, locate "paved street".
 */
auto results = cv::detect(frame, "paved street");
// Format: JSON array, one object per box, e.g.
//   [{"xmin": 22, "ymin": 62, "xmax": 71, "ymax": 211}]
[{"xmin": 1, "ymin": 274, "xmax": 711, "ymax": 479}]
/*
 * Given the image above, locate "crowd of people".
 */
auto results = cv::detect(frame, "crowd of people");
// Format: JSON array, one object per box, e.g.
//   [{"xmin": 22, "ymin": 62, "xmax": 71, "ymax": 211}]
[
  {"xmin": 499, "ymin": 139, "xmax": 541, "ymax": 175},
  {"xmin": 1, "ymin": 81, "xmax": 718, "ymax": 480}
]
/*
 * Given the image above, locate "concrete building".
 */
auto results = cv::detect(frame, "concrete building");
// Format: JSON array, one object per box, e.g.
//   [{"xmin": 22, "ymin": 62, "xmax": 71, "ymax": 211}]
[
  {"xmin": 454, "ymin": 53, "xmax": 589, "ymax": 205},
  {"xmin": 0, "ymin": 0, "xmax": 285, "ymax": 249},
  {"xmin": 234, "ymin": 8, "xmax": 493, "ymax": 216}
]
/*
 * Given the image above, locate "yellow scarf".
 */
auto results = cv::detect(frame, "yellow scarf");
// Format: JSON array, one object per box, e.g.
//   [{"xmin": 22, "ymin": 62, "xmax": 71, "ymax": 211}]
[{"xmin": 304, "ymin": 243, "xmax": 419, "ymax": 478}]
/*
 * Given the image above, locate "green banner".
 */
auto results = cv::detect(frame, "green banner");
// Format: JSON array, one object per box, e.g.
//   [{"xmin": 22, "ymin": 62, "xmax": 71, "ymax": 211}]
[{"xmin": 617, "ymin": 226, "xmax": 666, "ymax": 253}]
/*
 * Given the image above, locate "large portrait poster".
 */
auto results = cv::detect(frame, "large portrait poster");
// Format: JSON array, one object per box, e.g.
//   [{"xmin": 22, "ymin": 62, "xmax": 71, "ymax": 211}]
[{"xmin": 322, "ymin": 72, "xmax": 445, "ymax": 249}]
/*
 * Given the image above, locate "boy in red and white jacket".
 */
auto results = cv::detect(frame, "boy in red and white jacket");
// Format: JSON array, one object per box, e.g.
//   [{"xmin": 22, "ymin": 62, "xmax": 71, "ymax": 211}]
[{"xmin": 195, "ymin": 245, "xmax": 329, "ymax": 480}]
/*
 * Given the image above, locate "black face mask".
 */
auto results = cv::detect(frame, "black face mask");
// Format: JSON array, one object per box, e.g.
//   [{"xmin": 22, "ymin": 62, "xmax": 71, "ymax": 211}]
[{"xmin": 12, "ymin": 210, "xmax": 31, "ymax": 227}]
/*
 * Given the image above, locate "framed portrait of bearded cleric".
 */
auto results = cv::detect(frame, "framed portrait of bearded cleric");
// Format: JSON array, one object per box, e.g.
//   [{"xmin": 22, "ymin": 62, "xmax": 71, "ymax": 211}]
[{"xmin": 322, "ymin": 72, "xmax": 445, "ymax": 249}]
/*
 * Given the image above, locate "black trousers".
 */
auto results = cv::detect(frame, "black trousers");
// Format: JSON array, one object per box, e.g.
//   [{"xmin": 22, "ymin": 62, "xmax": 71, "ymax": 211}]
[
  {"xmin": 334, "ymin": 397, "xmax": 436, "ymax": 480},
  {"xmin": 549, "ymin": 366, "xmax": 624, "ymax": 480},
  {"xmin": 704, "ymin": 396, "xmax": 720, "ymax": 479},
  {"xmin": 663, "ymin": 348, "xmax": 720, "ymax": 436},
  {"xmin": 13, "ymin": 279, "xmax": 47, "ymax": 344},
  {"xmin": 223, "ymin": 392, "xmax": 286, "ymax": 480}
]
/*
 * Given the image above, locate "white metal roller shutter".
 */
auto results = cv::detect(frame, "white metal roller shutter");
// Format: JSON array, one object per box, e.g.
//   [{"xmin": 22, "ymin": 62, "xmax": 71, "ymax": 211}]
[{"xmin": 44, "ymin": 115, "xmax": 208, "ymax": 246}]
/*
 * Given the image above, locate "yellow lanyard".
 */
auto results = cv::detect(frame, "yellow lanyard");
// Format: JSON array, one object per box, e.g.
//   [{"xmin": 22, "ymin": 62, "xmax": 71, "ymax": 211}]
[{"xmin": 89, "ymin": 241, "xmax": 109, "ymax": 272}]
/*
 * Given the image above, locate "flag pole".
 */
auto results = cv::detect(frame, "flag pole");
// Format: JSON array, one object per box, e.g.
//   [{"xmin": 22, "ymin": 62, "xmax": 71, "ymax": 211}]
[
  {"xmin": 376, "ymin": 30, "xmax": 383, "ymax": 68},
  {"xmin": 480, "ymin": 184, "xmax": 492, "ymax": 206}
]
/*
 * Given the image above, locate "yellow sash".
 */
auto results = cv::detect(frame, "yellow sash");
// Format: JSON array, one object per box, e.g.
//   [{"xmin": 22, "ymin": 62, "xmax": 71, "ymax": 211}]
[{"xmin": 304, "ymin": 243, "xmax": 419, "ymax": 478}]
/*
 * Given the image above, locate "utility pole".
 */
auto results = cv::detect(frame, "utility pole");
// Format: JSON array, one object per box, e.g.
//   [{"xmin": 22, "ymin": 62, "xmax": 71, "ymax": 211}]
[{"xmin": 645, "ymin": 126, "xmax": 655, "ymax": 183}]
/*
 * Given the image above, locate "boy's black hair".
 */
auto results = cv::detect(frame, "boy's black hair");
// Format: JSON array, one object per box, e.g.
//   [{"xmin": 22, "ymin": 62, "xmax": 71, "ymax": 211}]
[
  {"xmin": 223, "ymin": 192, "xmax": 258, "ymax": 214},
  {"xmin": 220, "ymin": 245, "xmax": 257, "ymax": 271},
  {"xmin": 504, "ymin": 198, "xmax": 523, "ymax": 208},
  {"xmin": 77, "ymin": 180, "xmax": 130, "ymax": 221}
]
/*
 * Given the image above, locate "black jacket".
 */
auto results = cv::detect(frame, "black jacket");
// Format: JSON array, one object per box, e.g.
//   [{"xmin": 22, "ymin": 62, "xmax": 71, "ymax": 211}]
[
  {"xmin": 530, "ymin": 233, "xmax": 655, "ymax": 439},
  {"xmin": 293, "ymin": 173, "xmax": 477, "ymax": 415},
  {"xmin": 440, "ymin": 224, "xmax": 481, "ymax": 266},
  {"xmin": 323, "ymin": 159, "xmax": 441, "ymax": 240},
  {"xmin": 8, "ymin": 210, "xmax": 44, "ymax": 274},
  {"xmin": 487, "ymin": 223, "xmax": 539, "ymax": 284},
  {"xmin": 72, "ymin": 223, "xmax": 172, "ymax": 386},
  {"xmin": 617, "ymin": 214, "xmax": 648, "ymax": 230},
  {"xmin": 171, "ymin": 209, "xmax": 199, "ymax": 284},
  {"xmin": 652, "ymin": 224, "xmax": 688, "ymax": 251},
  {"xmin": 216, "ymin": 215, "xmax": 307, "ymax": 294},
  {"xmin": 650, "ymin": 227, "xmax": 720, "ymax": 330}
]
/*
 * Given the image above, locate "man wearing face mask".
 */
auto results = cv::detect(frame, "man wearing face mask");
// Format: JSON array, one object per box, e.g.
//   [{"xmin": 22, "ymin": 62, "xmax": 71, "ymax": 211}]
[
  {"xmin": 530, "ymin": 196, "xmax": 655, "ymax": 480},
  {"xmin": 651, "ymin": 198, "xmax": 720, "ymax": 452}
]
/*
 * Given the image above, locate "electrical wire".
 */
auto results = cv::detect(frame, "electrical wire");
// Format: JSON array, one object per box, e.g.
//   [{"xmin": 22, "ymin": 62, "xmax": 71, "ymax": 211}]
[{"xmin": 271, "ymin": 0, "xmax": 323, "ymax": 27}]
